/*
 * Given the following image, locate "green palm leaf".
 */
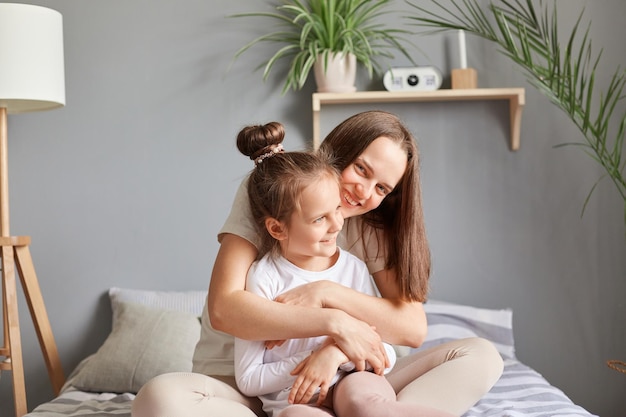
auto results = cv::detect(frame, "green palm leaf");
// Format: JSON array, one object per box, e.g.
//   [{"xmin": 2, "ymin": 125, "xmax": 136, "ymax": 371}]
[{"xmin": 406, "ymin": 0, "xmax": 626, "ymax": 226}]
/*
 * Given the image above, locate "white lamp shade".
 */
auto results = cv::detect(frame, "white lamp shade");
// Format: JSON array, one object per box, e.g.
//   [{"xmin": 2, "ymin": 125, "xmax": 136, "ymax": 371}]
[{"xmin": 0, "ymin": 3, "xmax": 65, "ymax": 113}]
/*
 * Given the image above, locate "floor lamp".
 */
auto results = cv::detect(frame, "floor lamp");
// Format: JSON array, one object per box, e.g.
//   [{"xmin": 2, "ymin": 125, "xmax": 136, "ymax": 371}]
[{"xmin": 0, "ymin": 4, "xmax": 67, "ymax": 416}]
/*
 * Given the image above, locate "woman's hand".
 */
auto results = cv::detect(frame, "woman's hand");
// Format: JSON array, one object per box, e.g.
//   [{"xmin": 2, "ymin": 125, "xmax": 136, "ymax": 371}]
[
  {"xmin": 289, "ymin": 343, "xmax": 347, "ymax": 406},
  {"xmin": 274, "ymin": 282, "xmax": 389, "ymax": 373},
  {"xmin": 329, "ymin": 311, "xmax": 389, "ymax": 374},
  {"xmin": 274, "ymin": 280, "xmax": 334, "ymax": 308},
  {"xmin": 264, "ymin": 340, "xmax": 286, "ymax": 350},
  {"xmin": 275, "ymin": 270, "xmax": 428, "ymax": 348}
]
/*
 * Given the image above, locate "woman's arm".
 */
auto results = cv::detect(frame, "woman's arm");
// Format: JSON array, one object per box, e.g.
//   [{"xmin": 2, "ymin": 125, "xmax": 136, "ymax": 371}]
[
  {"xmin": 207, "ymin": 233, "xmax": 388, "ymax": 370},
  {"xmin": 367, "ymin": 268, "xmax": 427, "ymax": 347},
  {"xmin": 275, "ymin": 268, "xmax": 427, "ymax": 347}
]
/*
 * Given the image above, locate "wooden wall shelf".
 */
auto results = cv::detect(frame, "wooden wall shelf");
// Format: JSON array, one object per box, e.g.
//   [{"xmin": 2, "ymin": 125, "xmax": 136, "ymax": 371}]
[{"xmin": 312, "ymin": 88, "xmax": 525, "ymax": 151}]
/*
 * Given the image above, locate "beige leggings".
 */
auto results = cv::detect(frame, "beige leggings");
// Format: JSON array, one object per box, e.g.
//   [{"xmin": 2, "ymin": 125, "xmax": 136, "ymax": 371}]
[
  {"xmin": 131, "ymin": 337, "xmax": 503, "ymax": 417},
  {"xmin": 280, "ymin": 372, "xmax": 456, "ymax": 417}
]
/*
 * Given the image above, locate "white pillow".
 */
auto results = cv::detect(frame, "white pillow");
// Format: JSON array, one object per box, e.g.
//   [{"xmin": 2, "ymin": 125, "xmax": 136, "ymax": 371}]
[{"xmin": 108, "ymin": 287, "xmax": 207, "ymax": 316}]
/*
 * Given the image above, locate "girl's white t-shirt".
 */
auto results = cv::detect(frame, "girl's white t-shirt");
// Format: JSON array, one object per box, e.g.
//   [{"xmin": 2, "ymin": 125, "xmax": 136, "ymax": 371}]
[{"xmin": 234, "ymin": 249, "xmax": 396, "ymax": 416}]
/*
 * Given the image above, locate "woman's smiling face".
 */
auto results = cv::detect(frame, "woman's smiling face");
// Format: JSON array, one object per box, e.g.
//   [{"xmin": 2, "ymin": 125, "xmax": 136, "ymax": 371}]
[{"xmin": 339, "ymin": 136, "xmax": 408, "ymax": 218}]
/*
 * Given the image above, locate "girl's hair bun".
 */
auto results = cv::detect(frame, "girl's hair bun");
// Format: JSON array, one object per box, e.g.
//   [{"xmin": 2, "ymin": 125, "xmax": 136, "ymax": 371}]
[{"xmin": 236, "ymin": 122, "xmax": 285, "ymax": 161}]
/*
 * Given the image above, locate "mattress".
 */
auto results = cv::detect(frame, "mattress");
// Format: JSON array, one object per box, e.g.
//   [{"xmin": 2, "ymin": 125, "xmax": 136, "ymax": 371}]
[{"xmin": 25, "ymin": 289, "xmax": 597, "ymax": 417}]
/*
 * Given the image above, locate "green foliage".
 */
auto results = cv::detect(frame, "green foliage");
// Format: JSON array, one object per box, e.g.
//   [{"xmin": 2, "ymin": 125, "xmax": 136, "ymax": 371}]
[
  {"xmin": 406, "ymin": 0, "xmax": 626, "ymax": 225},
  {"xmin": 231, "ymin": 0, "xmax": 417, "ymax": 94}
]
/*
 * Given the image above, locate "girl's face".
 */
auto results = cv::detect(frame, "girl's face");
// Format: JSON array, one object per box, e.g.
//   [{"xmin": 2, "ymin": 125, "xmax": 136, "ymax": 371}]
[
  {"xmin": 279, "ymin": 176, "xmax": 344, "ymax": 270},
  {"xmin": 339, "ymin": 136, "xmax": 408, "ymax": 218}
]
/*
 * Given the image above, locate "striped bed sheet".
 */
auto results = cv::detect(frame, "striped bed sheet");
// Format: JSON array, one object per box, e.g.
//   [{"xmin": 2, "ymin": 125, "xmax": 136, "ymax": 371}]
[
  {"xmin": 24, "ymin": 360, "xmax": 595, "ymax": 417},
  {"xmin": 25, "ymin": 290, "xmax": 597, "ymax": 417},
  {"xmin": 420, "ymin": 302, "xmax": 596, "ymax": 417}
]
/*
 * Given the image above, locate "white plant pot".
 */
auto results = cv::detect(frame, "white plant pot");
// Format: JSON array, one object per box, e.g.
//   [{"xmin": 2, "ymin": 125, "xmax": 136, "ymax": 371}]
[{"xmin": 314, "ymin": 52, "xmax": 357, "ymax": 93}]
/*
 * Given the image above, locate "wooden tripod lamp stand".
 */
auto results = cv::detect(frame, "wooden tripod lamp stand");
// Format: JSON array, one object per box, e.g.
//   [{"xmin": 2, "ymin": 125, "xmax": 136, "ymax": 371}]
[{"xmin": 0, "ymin": 4, "xmax": 67, "ymax": 416}]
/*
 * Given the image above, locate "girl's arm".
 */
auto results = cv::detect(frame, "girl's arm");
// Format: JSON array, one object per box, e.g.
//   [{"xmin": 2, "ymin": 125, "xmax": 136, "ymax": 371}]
[
  {"xmin": 289, "ymin": 342, "xmax": 350, "ymax": 406},
  {"xmin": 207, "ymin": 233, "xmax": 388, "ymax": 371},
  {"xmin": 274, "ymin": 268, "xmax": 427, "ymax": 347},
  {"xmin": 234, "ymin": 337, "xmax": 311, "ymax": 397}
]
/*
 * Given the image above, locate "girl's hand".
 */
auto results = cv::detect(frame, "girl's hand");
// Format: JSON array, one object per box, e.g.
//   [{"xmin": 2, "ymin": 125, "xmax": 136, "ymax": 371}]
[
  {"xmin": 274, "ymin": 280, "xmax": 333, "ymax": 308},
  {"xmin": 289, "ymin": 344, "xmax": 347, "ymax": 406}
]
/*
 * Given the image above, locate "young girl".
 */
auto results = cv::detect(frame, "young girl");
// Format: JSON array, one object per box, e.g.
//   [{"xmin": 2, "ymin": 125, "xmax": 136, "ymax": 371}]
[
  {"xmin": 233, "ymin": 122, "xmax": 452, "ymax": 417},
  {"xmin": 133, "ymin": 111, "xmax": 502, "ymax": 417}
]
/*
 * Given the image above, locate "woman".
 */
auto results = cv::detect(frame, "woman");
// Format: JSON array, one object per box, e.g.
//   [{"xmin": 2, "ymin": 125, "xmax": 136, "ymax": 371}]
[{"xmin": 132, "ymin": 111, "xmax": 503, "ymax": 417}]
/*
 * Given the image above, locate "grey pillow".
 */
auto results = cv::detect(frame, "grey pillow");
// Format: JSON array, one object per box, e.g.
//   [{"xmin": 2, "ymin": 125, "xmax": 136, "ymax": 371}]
[{"xmin": 71, "ymin": 300, "xmax": 201, "ymax": 393}]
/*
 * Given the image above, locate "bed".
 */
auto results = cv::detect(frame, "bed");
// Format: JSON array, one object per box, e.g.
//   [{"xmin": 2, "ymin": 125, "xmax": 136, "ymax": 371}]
[{"xmin": 25, "ymin": 287, "xmax": 597, "ymax": 417}]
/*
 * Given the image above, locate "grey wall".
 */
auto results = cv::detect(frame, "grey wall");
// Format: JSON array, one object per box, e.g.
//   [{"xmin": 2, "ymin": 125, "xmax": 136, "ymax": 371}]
[{"xmin": 0, "ymin": 1, "xmax": 624, "ymax": 416}]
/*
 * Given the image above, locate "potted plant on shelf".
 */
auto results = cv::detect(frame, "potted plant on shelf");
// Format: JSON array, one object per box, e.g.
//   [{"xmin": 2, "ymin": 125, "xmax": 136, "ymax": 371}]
[{"xmin": 230, "ymin": 0, "xmax": 417, "ymax": 94}]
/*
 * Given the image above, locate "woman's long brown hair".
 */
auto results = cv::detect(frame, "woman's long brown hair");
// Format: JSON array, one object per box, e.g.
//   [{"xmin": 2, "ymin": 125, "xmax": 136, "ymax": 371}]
[{"xmin": 319, "ymin": 111, "xmax": 430, "ymax": 302}]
